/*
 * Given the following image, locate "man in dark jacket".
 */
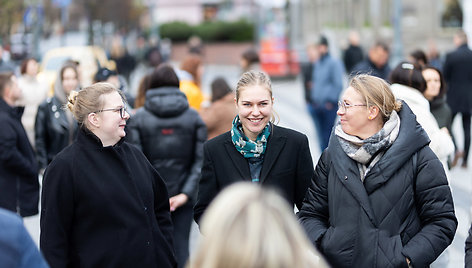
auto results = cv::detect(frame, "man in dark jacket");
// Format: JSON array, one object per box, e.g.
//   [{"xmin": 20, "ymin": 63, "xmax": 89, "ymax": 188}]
[
  {"xmin": 443, "ymin": 29, "xmax": 472, "ymax": 168},
  {"xmin": 0, "ymin": 72, "xmax": 39, "ymax": 217},
  {"xmin": 351, "ymin": 41, "xmax": 391, "ymax": 80},
  {"xmin": 343, "ymin": 31, "xmax": 364, "ymax": 74}
]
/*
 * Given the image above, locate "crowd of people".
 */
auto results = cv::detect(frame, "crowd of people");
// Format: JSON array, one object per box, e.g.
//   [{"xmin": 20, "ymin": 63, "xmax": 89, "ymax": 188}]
[{"xmin": 1, "ymin": 28, "xmax": 472, "ymax": 268}]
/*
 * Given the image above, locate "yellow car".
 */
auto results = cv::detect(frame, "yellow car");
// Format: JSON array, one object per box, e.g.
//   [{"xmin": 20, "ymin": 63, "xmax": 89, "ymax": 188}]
[{"xmin": 38, "ymin": 46, "xmax": 116, "ymax": 94}]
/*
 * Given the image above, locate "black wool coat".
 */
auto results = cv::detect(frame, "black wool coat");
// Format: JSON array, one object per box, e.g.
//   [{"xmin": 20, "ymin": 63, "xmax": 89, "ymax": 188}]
[
  {"xmin": 40, "ymin": 128, "xmax": 177, "ymax": 268},
  {"xmin": 444, "ymin": 44, "xmax": 472, "ymax": 113},
  {"xmin": 194, "ymin": 125, "xmax": 314, "ymax": 224},
  {"xmin": 299, "ymin": 103, "xmax": 457, "ymax": 268},
  {"xmin": 0, "ymin": 98, "xmax": 39, "ymax": 217}
]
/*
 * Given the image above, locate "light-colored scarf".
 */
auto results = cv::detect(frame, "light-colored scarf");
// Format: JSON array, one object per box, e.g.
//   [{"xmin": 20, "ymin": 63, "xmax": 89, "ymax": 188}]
[{"xmin": 335, "ymin": 110, "xmax": 401, "ymax": 181}]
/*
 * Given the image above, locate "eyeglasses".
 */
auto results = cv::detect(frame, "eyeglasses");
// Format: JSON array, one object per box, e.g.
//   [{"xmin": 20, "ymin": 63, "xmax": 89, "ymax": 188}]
[
  {"xmin": 337, "ymin": 101, "xmax": 366, "ymax": 113},
  {"xmin": 94, "ymin": 106, "xmax": 127, "ymax": 118}
]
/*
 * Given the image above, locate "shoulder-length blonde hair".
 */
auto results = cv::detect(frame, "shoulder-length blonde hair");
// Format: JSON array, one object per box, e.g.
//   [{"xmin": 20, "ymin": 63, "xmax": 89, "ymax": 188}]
[{"xmin": 187, "ymin": 183, "xmax": 328, "ymax": 268}]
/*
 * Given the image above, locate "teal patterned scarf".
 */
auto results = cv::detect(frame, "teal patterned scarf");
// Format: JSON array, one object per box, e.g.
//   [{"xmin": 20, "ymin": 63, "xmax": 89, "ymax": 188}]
[{"xmin": 231, "ymin": 115, "xmax": 270, "ymax": 158}]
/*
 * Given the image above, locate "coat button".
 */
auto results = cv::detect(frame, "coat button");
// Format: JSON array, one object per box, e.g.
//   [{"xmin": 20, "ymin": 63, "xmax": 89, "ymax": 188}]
[
  {"xmin": 146, "ymin": 241, "xmax": 150, "ymax": 245},
  {"xmin": 144, "ymin": 206, "xmax": 147, "ymax": 211},
  {"xmin": 52, "ymin": 105, "xmax": 57, "ymax": 112},
  {"xmin": 54, "ymin": 112, "xmax": 60, "ymax": 118},
  {"xmin": 344, "ymin": 176, "xmax": 348, "ymax": 180}
]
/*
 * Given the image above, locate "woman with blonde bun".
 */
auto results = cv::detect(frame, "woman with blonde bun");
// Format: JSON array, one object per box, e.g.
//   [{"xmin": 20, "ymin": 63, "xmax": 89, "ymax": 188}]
[
  {"xmin": 40, "ymin": 82, "xmax": 177, "ymax": 268},
  {"xmin": 187, "ymin": 182, "xmax": 328, "ymax": 268}
]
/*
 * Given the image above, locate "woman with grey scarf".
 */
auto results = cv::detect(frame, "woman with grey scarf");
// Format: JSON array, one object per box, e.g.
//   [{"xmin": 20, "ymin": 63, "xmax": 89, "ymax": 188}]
[
  {"xmin": 299, "ymin": 74, "xmax": 457, "ymax": 268},
  {"xmin": 35, "ymin": 62, "xmax": 80, "ymax": 173}
]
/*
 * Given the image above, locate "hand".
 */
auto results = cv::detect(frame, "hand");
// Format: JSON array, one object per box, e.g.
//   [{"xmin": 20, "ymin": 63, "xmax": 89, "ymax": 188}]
[
  {"xmin": 440, "ymin": 127, "xmax": 450, "ymax": 136},
  {"xmin": 169, "ymin": 193, "xmax": 188, "ymax": 212}
]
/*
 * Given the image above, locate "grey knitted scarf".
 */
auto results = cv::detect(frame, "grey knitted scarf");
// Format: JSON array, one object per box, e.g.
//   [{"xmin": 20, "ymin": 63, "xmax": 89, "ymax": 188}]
[{"xmin": 335, "ymin": 110, "xmax": 400, "ymax": 181}]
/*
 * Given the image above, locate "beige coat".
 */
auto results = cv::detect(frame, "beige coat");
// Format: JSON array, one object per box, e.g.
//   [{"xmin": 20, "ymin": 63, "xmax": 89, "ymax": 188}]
[{"xmin": 199, "ymin": 93, "xmax": 237, "ymax": 140}]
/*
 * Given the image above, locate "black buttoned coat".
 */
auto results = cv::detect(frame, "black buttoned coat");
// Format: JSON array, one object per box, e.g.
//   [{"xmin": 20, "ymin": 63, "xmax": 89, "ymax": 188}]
[
  {"xmin": 40, "ymin": 128, "xmax": 176, "ymax": 268},
  {"xmin": 194, "ymin": 124, "xmax": 314, "ymax": 224}
]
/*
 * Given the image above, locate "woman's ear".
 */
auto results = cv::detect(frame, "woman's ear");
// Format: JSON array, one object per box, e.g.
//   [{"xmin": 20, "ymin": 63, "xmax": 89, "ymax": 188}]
[
  {"xmin": 87, "ymin": 113, "xmax": 100, "ymax": 128},
  {"xmin": 368, "ymin": 106, "xmax": 380, "ymax": 120}
]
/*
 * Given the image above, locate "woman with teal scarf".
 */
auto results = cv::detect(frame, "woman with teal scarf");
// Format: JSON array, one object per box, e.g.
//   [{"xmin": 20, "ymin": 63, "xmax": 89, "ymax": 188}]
[{"xmin": 194, "ymin": 70, "xmax": 315, "ymax": 225}]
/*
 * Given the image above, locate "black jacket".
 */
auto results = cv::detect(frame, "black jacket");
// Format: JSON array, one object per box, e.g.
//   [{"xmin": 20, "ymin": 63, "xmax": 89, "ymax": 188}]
[
  {"xmin": 127, "ymin": 87, "xmax": 207, "ymax": 200},
  {"xmin": 35, "ymin": 96, "xmax": 78, "ymax": 170},
  {"xmin": 343, "ymin": 44, "xmax": 364, "ymax": 74},
  {"xmin": 40, "ymin": 128, "xmax": 177, "ymax": 268},
  {"xmin": 194, "ymin": 125, "xmax": 314, "ymax": 224},
  {"xmin": 299, "ymin": 103, "xmax": 457, "ymax": 268},
  {"xmin": 443, "ymin": 44, "xmax": 472, "ymax": 113},
  {"xmin": 0, "ymin": 98, "xmax": 39, "ymax": 217}
]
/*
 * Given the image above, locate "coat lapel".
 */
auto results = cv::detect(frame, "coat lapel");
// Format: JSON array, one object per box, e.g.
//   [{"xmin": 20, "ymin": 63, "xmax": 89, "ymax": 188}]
[
  {"xmin": 260, "ymin": 134, "xmax": 286, "ymax": 183},
  {"xmin": 224, "ymin": 141, "xmax": 251, "ymax": 181}
]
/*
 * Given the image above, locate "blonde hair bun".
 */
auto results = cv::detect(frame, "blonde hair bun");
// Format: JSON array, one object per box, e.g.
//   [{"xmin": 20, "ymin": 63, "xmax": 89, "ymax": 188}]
[{"xmin": 67, "ymin": 90, "xmax": 79, "ymax": 112}]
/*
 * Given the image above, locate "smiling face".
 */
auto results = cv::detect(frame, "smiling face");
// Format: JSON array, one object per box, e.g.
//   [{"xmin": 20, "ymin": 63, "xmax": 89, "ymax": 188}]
[
  {"xmin": 337, "ymin": 86, "xmax": 371, "ymax": 138},
  {"xmin": 422, "ymin": 68, "xmax": 441, "ymax": 101},
  {"xmin": 93, "ymin": 91, "xmax": 129, "ymax": 146},
  {"xmin": 236, "ymin": 85, "xmax": 273, "ymax": 141}
]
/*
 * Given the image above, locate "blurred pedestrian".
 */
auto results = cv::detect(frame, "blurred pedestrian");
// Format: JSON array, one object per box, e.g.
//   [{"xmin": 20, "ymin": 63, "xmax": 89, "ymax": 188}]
[
  {"xmin": 0, "ymin": 72, "xmax": 39, "ymax": 217},
  {"xmin": 308, "ymin": 35, "xmax": 345, "ymax": 151},
  {"xmin": 188, "ymin": 182, "xmax": 328, "ymax": 268},
  {"xmin": 300, "ymin": 43, "xmax": 319, "ymax": 104},
  {"xmin": 0, "ymin": 46, "xmax": 15, "ymax": 73},
  {"xmin": 17, "ymin": 58, "xmax": 48, "ymax": 146},
  {"xmin": 421, "ymin": 66, "xmax": 453, "ymax": 145},
  {"xmin": 194, "ymin": 71, "xmax": 313, "ymax": 224},
  {"xmin": 408, "ymin": 49, "xmax": 428, "ymax": 68},
  {"xmin": 0, "ymin": 208, "xmax": 49, "ymax": 268},
  {"xmin": 188, "ymin": 35, "xmax": 204, "ymax": 56},
  {"xmin": 240, "ymin": 48, "xmax": 261, "ymax": 73},
  {"xmin": 127, "ymin": 64, "xmax": 206, "ymax": 268},
  {"xmin": 134, "ymin": 73, "xmax": 151, "ymax": 109},
  {"xmin": 178, "ymin": 54, "xmax": 205, "ymax": 111},
  {"xmin": 94, "ymin": 67, "xmax": 134, "ymax": 108},
  {"xmin": 443, "ymin": 29, "xmax": 472, "ymax": 168},
  {"xmin": 343, "ymin": 30, "xmax": 364, "ymax": 74},
  {"xmin": 427, "ymin": 40, "xmax": 443, "ymax": 70},
  {"xmin": 199, "ymin": 77, "xmax": 237, "ymax": 140},
  {"xmin": 35, "ymin": 62, "xmax": 80, "ymax": 173},
  {"xmin": 351, "ymin": 41, "xmax": 391, "ymax": 80},
  {"xmin": 299, "ymin": 74, "xmax": 457, "ymax": 268},
  {"xmin": 40, "ymin": 82, "xmax": 177, "ymax": 268},
  {"xmin": 390, "ymin": 62, "xmax": 454, "ymax": 170}
]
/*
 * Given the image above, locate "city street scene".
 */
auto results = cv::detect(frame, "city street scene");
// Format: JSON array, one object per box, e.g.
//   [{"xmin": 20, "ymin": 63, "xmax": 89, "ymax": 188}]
[{"xmin": 1, "ymin": 0, "xmax": 472, "ymax": 267}]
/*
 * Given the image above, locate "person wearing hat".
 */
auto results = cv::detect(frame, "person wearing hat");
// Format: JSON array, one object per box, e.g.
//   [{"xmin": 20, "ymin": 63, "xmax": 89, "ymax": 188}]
[
  {"xmin": 308, "ymin": 35, "xmax": 345, "ymax": 151},
  {"xmin": 94, "ymin": 67, "xmax": 134, "ymax": 108}
]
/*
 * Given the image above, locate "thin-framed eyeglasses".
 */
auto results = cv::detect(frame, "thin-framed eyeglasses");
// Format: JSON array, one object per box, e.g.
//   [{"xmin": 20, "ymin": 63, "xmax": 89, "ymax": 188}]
[
  {"xmin": 94, "ymin": 106, "xmax": 127, "ymax": 118},
  {"xmin": 337, "ymin": 101, "xmax": 367, "ymax": 113}
]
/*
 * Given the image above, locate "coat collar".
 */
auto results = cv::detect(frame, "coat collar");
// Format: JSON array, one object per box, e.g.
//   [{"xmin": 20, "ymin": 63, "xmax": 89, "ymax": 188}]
[
  {"xmin": 224, "ymin": 124, "xmax": 287, "ymax": 183},
  {"xmin": 0, "ymin": 98, "xmax": 24, "ymax": 120},
  {"xmin": 77, "ymin": 127, "xmax": 125, "ymax": 149}
]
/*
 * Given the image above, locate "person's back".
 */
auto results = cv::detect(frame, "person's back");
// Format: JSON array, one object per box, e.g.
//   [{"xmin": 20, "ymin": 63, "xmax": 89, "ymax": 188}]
[{"xmin": 127, "ymin": 64, "xmax": 206, "ymax": 268}]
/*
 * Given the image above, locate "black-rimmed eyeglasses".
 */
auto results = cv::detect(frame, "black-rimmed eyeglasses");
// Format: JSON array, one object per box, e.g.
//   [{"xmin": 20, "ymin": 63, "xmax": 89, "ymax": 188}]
[
  {"xmin": 337, "ymin": 101, "xmax": 367, "ymax": 113},
  {"xmin": 94, "ymin": 107, "xmax": 127, "ymax": 118}
]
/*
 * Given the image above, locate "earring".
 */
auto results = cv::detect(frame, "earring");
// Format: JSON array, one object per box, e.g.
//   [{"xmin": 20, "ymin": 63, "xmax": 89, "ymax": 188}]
[{"xmin": 368, "ymin": 116, "xmax": 373, "ymax": 120}]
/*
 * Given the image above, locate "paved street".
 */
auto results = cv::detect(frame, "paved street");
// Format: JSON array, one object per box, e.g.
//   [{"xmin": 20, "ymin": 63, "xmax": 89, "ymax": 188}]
[{"xmin": 24, "ymin": 65, "xmax": 471, "ymax": 267}]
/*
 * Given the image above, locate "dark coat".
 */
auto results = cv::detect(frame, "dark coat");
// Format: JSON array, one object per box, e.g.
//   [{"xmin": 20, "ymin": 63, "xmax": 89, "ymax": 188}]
[
  {"xmin": 0, "ymin": 98, "xmax": 39, "ymax": 217},
  {"xmin": 127, "ymin": 87, "xmax": 207, "ymax": 200},
  {"xmin": 35, "ymin": 96, "xmax": 78, "ymax": 170},
  {"xmin": 194, "ymin": 125, "xmax": 314, "ymax": 224},
  {"xmin": 343, "ymin": 44, "xmax": 364, "ymax": 74},
  {"xmin": 299, "ymin": 103, "xmax": 457, "ymax": 268},
  {"xmin": 430, "ymin": 96, "xmax": 453, "ymax": 133},
  {"xmin": 351, "ymin": 58, "xmax": 391, "ymax": 81},
  {"xmin": 466, "ymin": 223, "xmax": 472, "ymax": 268},
  {"xmin": 443, "ymin": 44, "xmax": 472, "ymax": 113},
  {"xmin": 40, "ymin": 128, "xmax": 177, "ymax": 268}
]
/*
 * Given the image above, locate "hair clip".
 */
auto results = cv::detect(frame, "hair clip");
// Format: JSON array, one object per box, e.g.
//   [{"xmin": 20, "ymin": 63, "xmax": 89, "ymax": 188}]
[{"xmin": 401, "ymin": 63, "xmax": 414, "ymax": 70}]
